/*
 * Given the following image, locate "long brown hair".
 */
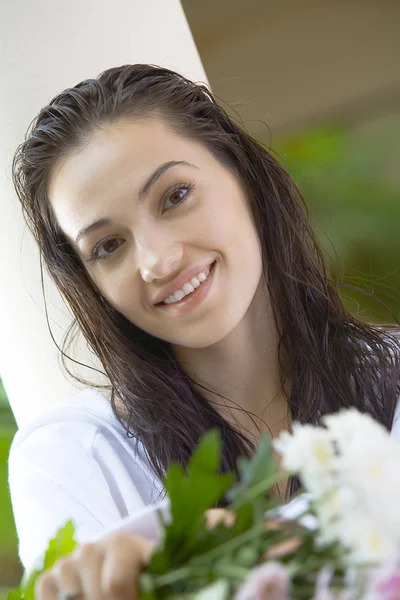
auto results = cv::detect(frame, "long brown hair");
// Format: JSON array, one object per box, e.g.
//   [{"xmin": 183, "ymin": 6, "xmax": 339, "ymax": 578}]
[{"xmin": 12, "ymin": 64, "xmax": 400, "ymax": 499}]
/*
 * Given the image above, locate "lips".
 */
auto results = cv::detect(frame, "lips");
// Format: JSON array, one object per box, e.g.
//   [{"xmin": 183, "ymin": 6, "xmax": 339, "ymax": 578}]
[
  {"xmin": 155, "ymin": 259, "xmax": 217, "ymax": 315},
  {"xmin": 153, "ymin": 260, "xmax": 216, "ymax": 305}
]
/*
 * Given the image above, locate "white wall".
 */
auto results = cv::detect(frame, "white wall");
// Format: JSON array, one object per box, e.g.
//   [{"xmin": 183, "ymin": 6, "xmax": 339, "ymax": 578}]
[{"xmin": 0, "ymin": 0, "xmax": 208, "ymax": 427}]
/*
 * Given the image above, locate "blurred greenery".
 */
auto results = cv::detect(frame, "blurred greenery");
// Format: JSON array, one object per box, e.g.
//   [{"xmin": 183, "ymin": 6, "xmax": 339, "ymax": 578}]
[
  {"xmin": 0, "ymin": 382, "xmax": 10, "ymax": 406},
  {"xmin": 0, "ymin": 379, "xmax": 22, "ymax": 591},
  {"xmin": 272, "ymin": 117, "xmax": 400, "ymax": 324}
]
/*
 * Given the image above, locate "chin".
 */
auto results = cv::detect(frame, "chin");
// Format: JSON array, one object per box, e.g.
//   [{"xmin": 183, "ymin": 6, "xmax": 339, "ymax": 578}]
[{"xmin": 169, "ymin": 317, "xmax": 241, "ymax": 349}]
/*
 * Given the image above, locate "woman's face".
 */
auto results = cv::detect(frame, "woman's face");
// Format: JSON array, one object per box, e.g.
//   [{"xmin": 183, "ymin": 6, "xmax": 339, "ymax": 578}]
[{"xmin": 48, "ymin": 116, "xmax": 264, "ymax": 349}]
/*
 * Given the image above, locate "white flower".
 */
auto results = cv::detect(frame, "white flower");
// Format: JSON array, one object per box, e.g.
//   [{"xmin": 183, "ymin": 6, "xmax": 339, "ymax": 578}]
[
  {"xmin": 339, "ymin": 442, "xmax": 391, "ymax": 484},
  {"xmin": 335, "ymin": 514, "xmax": 397, "ymax": 564},
  {"xmin": 314, "ymin": 485, "xmax": 358, "ymax": 546},
  {"xmin": 276, "ymin": 408, "xmax": 400, "ymax": 567},
  {"xmin": 326, "ymin": 415, "xmax": 400, "ymax": 534},
  {"xmin": 274, "ymin": 425, "xmax": 335, "ymax": 496},
  {"xmin": 322, "ymin": 409, "xmax": 388, "ymax": 454}
]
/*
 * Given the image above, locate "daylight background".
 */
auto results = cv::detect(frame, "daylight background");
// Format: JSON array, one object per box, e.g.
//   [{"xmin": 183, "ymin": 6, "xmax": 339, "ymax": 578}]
[{"xmin": 1, "ymin": 1, "xmax": 399, "ymax": 596}]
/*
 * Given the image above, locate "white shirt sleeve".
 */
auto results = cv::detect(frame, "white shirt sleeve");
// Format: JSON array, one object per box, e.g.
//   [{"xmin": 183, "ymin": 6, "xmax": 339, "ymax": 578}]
[
  {"xmin": 8, "ymin": 416, "xmax": 161, "ymax": 573},
  {"xmin": 391, "ymin": 396, "xmax": 400, "ymax": 441}
]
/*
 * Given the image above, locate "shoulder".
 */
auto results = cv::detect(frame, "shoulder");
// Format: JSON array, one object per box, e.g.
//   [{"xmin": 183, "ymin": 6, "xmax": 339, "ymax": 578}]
[
  {"xmin": 391, "ymin": 394, "xmax": 400, "ymax": 441},
  {"xmin": 9, "ymin": 387, "xmax": 144, "ymax": 471},
  {"xmin": 9, "ymin": 387, "xmax": 162, "ymax": 497},
  {"xmin": 10, "ymin": 387, "xmax": 121, "ymax": 453},
  {"xmin": 8, "ymin": 388, "xmax": 164, "ymax": 571},
  {"xmin": 9, "ymin": 388, "xmax": 125, "ymax": 485}
]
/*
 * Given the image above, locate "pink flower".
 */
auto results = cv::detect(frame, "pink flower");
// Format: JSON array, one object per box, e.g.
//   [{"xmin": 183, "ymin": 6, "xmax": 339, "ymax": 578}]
[
  {"xmin": 370, "ymin": 571, "xmax": 400, "ymax": 600},
  {"xmin": 365, "ymin": 555, "xmax": 400, "ymax": 600},
  {"xmin": 234, "ymin": 562, "xmax": 291, "ymax": 600}
]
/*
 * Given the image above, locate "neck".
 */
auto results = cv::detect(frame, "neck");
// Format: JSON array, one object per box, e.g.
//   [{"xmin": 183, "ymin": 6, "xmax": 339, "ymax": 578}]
[{"xmin": 172, "ymin": 280, "xmax": 290, "ymax": 444}]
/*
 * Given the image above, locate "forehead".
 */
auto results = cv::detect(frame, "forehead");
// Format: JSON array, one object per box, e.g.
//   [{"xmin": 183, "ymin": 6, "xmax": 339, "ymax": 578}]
[{"xmin": 47, "ymin": 117, "xmax": 207, "ymax": 238}]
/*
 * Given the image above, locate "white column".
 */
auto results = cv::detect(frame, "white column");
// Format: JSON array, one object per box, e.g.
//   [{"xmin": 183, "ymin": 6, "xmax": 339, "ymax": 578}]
[{"xmin": 0, "ymin": 0, "xmax": 208, "ymax": 427}]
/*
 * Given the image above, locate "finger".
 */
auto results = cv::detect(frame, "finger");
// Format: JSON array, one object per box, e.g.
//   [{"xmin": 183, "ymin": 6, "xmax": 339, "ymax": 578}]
[
  {"xmin": 35, "ymin": 571, "xmax": 59, "ymax": 600},
  {"xmin": 74, "ymin": 541, "xmax": 106, "ymax": 600},
  {"xmin": 51, "ymin": 556, "xmax": 83, "ymax": 600},
  {"xmin": 100, "ymin": 533, "xmax": 154, "ymax": 600}
]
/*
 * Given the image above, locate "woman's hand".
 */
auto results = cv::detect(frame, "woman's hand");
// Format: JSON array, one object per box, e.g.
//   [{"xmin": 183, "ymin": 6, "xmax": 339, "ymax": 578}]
[
  {"xmin": 35, "ymin": 509, "xmax": 234, "ymax": 599},
  {"xmin": 35, "ymin": 531, "xmax": 153, "ymax": 600}
]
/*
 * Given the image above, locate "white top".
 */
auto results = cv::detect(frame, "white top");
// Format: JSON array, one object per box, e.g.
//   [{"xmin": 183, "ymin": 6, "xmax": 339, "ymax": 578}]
[
  {"xmin": 8, "ymin": 388, "xmax": 165, "ymax": 572},
  {"xmin": 8, "ymin": 387, "xmax": 400, "ymax": 573}
]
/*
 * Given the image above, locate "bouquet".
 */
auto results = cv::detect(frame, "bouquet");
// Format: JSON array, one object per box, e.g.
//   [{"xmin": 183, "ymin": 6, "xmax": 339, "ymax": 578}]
[{"xmin": 9, "ymin": 408, "xmax": 400, "ymax": 599}]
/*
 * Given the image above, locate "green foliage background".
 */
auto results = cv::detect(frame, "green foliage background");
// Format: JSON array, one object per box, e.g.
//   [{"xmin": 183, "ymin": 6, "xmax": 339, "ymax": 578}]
[
  {"xmin": 0, "ymin": 115, "xmax": 399, "ymax": 596},
  {"xmin": 0, "ymin": 379, "xmax": 21, "ymax": 598},
  {"xmin": 272, "ymin": 117, "xmax": 400, "ymax": 324}
]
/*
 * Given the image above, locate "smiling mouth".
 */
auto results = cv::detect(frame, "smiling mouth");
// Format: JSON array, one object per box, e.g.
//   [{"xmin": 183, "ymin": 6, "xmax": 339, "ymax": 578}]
[{"xmin": 155, "ymin": 260, "xmax": 216, "ymax": 307}]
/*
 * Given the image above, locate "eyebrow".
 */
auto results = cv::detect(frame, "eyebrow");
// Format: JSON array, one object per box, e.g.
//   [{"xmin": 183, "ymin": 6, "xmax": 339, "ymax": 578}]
[{"xmin": 74, "ymin": 160, "xmax": 197, "ymax": 247}]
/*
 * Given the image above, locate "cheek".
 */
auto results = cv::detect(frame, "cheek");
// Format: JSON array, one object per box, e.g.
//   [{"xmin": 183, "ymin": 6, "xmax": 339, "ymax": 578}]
[
  {"xmin": 208, "ymin": 193, "xmax": 261, "ymax": 259},
  {"xmin": 198, "ymin": 194, "xmax": 244, "ymax": 247},
  {"xmin": 98, "ymin": 270, "xmax": 141, "ymax": 314}
]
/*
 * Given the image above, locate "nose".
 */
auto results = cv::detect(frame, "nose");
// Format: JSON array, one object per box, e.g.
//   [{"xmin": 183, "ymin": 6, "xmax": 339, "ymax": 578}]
[{"xmin": 137, "ymin": 243, "xmax": 183, "ymax": 284}]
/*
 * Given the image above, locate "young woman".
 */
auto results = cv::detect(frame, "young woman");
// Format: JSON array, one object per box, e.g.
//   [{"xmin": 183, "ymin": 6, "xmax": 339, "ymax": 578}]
[{"xmin": 9, "ymin": 64, "xmax": 400, "ymax": 600}]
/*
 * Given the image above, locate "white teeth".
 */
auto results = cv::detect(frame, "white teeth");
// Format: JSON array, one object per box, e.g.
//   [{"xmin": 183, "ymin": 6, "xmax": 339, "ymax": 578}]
[
  {"xmin": 163, "ymin": 264, "xmax": 213, "ymax": 304},
  {"xmin": 172, "ymin": 290, "xmax": 185, "ymax": 302},
  {"xmin": 182, "ymin": 282, "xmax": 195, "ymax": 295}
]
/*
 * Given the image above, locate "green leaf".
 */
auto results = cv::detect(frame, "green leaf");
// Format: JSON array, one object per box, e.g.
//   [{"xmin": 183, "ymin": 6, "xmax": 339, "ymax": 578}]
[
  {"xmin": 12, "ymin": 564, "xmax": 43, "ymax": 600},
  {"xmin": 142, "ymin": 431, "xmax": 283, "ymax": 596},
  {"xmin": 139, "ymin": 572, "xmax": 157, "ymax": 600},
  {"xmin": 149, "ymin": 429, "xmax": 235, "ymax": 573},
  {"xmin": 43, "ymin": 520, "xmax": 78, "ymax": 569},
  {"xmin": 234, "ymin": 545, "xmax": 259, "ymax": 568},
  {"xmin": 6, "ymin": 587, "xmax": 23, "ymax": 600},
  {"xmin": 162, "ymin": 580, "xmax": 231, "ymax": 600},
  {"xmin": 227, "ymin": 433, "xmax": 277, "ymax": 511},
  {"xmin": 186, "ymin": 429, "xmax": 220, "ymax": 479},
  {"xmin": 238, "ymin": 433, "xmax": 275, "ymax": 489},
  {"xmin": 9, "ymin": 521, "xmax": 78, "ymax": 600},
  {"xmin": 192, "ymin": 502, "xmax": 256, "ymax": 565},
  {"xmin": 190, "ymin": 579, "xmax": 230, "ymax": 600},
  {"xmin": 230, "ymin": 503, "xmax": 254, "ymax": 537}
]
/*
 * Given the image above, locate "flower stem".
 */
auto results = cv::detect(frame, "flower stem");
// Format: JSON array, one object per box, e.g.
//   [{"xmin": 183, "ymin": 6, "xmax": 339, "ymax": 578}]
[
  {"xmin": 190, "ymin": 523, "xmax": 266, "ymax": 565},
  {"xmin": 230, "ymin": 473, "xmax": 284, "ymax": 511},
  {"xmin": 214, "ymin": 565, "xmax": 249, "ymax": 580}
]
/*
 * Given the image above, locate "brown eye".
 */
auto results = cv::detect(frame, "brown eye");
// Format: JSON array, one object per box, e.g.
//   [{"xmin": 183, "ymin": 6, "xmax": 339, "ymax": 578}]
[
  {"xmin": 170, "ymin": 189, "xmax": 186, "ymax": 204},
  {"xmin": 162, "ymin": 182, "xmax": 195, "ymax": 211},
  {"xmin": 102, "ymin": 239, "xmax": 119, "ymax": 254},
  {"xmin": 89, "ymin": 237, "xmax": 123, "ymax": 263}
]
